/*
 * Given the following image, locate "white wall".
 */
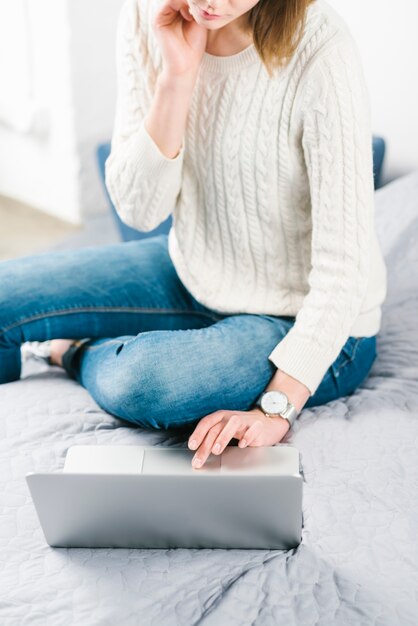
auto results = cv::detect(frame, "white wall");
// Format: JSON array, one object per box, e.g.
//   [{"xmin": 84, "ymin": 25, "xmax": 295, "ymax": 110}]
[
  {"xmin": 0, "ymin": 0, "xmax": 124, "ymax": 224},
  {"xmin": 0, "ymin": 0, "xmax": 80, "ymax": 223},
  {"xmin": 67, "ymin": 0, "xmax": 126, "ymax": 221},
  {"xmin": 330, "ymin": 0, "xmax": 418, "ymax": 184}
]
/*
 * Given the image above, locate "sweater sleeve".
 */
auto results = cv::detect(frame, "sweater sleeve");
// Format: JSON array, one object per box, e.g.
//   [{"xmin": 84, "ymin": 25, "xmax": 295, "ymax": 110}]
[
  {"xmin": 104, "ymin": 0, "xmax": 185, "ymax": 233},
  {"xmin": 267, "ymin": 36, "xmax": 375, "ymax": 396}
]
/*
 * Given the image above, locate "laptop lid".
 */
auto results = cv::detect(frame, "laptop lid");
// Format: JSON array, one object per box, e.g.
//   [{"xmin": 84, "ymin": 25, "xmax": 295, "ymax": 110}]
[{"xmin": 26, "ymin": 445, "xmax": 303, "ymax": 550}]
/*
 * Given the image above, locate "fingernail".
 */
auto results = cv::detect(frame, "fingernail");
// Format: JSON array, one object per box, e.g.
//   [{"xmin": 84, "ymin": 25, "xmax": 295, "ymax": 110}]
[
  {"xmin": 239, "ymin": 439, "xmax": 247, "ymax": 447},
  {"xmin": 192, "ymin": 457, "xmax": 202, "ymax": 467},
  {"xmin": 213, "ymin": 443, "xmax": 221, "ymax": 454},
  {"xmin": 189, "ymin": 439, "xmax": 197, "ymax": 450}
]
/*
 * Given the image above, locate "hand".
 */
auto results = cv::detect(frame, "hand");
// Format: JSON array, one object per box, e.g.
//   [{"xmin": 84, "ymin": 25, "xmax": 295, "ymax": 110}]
[
  {"xmin": 152, "ymin": 0, "xmax": 208, "ymax": 77},
  {"xmin": 187, "ymin": 408, "xmax": 291, "ymax": 469}
]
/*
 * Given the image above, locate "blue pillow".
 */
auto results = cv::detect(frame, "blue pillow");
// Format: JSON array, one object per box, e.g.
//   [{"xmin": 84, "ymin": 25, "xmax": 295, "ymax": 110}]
[
  {"xmin": 97, "ymin": 136, "xmax": 386, "ymax": 242},
  {"xmin": 372, "ymin": 136, "xmax": 386, "ymax": 190}
]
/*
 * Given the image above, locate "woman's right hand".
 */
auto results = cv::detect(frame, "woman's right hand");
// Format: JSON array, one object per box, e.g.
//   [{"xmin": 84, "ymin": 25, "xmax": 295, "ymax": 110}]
[{"xmin": 152, "ymin": 0, "xmax": 208, "ymax": 78}]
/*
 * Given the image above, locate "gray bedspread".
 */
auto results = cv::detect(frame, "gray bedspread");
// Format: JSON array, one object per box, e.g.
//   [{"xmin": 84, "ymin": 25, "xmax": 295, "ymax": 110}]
[{"xmin": 1, "ymin": 171, "xmax": 418, "ymax": 626}]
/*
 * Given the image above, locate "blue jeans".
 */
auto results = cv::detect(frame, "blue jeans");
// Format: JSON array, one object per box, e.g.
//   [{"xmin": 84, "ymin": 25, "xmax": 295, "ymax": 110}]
[{"xmin": 0, "ymin": 234, "xmax": 377, "ymax": 430}]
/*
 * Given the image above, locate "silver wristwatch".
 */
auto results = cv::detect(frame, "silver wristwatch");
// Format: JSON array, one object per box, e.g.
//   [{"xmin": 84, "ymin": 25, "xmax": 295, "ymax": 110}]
[{"xmin": 254, "ymin": 390, "xmax": 299, "ymax": 429}]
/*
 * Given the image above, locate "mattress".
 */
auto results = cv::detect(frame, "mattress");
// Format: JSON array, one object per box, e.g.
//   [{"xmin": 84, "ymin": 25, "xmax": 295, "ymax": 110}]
[{"xmin": 1, "ymin": 171, "xmax": 418, "ymax": 625}]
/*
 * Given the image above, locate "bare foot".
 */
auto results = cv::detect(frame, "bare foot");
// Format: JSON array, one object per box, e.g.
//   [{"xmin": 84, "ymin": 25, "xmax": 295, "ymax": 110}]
[{"xmin": 49, "ymin": 339, "xmax": 75, "ymax": 367}]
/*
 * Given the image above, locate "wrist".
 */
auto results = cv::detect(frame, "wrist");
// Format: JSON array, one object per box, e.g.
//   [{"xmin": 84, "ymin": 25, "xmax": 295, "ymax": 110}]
[
  {"xmin": 158, "ymin": 70, "xmax": 198, "ymax": 92},
  {"xmin": 253, "ymin": 407, "xmax": 291, "ymax": 436},
  {"xmin": 265, "ymin": 369, "xmax": 310, "ymax": 413}
]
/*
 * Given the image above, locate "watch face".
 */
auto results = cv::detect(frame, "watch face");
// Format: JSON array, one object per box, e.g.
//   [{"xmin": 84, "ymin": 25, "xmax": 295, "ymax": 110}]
[{"xmin": 261, "ymin": 391, "xmax": 288, "ymax": 415}]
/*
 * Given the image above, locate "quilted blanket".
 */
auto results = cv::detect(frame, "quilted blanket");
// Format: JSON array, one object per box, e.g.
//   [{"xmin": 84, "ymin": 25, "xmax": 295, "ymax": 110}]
[{"xmin": 1, "ymin": 171, "xmax": 418, "ymax": 625}]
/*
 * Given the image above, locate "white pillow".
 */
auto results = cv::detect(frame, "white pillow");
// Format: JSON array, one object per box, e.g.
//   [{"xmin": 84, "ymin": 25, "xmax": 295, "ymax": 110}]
[{"xmin": 374, "ymin": 169, "xmax": 418, "ymax": 258}]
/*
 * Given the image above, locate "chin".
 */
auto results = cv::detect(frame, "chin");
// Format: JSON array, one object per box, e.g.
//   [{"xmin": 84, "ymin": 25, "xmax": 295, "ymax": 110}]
[{"xmin": 200, "ymin": 21, "xmax": 228, "ymax": 29}]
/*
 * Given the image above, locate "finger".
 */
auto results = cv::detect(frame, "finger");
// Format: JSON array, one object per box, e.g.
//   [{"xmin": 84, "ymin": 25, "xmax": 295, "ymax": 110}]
[
  {"xmin": 179, "ymin": 6, "xmax": 192, "ymax": 20},
  {"xmin": 183, "ymin": 2, "xmax": 194, "ymax": 21},
  {"xmin": 155, "ymin": 2, "xmax": 183, "ymax": 27},
  {"xmin": 188, "ymin": 411, "xmax": 225, "ymax": 450},
  {"xmin": 212, "ymin": 414, "xmax": 243, "ymax": 455},
  {"xmin": 238, "ymin": 419, "xmax": 264, "ymax": 448},
  {"xmin": 192, "ymin": 423, "xmax": 223, "ymax": 469}
]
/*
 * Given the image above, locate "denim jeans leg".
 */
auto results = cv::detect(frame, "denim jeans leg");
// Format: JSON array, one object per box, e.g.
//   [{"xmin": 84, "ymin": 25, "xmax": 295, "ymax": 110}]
[
  {"xmin": 330, "ymin": 335, "xmax": 378, "ymax": 398},
  {"xmin": 72, "ymin": 313, "xmax": 296, "ymax": 430},
  {"xmin": 305, "ymin": 335, "xmax": 378, "ymax": 408},
  {"xmin": 0, "ymin": 234, "xmax": 224, "ymax": 384}
]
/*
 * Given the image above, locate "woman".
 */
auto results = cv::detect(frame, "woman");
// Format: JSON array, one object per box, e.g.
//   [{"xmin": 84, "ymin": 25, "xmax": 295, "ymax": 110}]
[{"xmin": 1, "ymin": 0, "xmax": 387, "ymax": 468}]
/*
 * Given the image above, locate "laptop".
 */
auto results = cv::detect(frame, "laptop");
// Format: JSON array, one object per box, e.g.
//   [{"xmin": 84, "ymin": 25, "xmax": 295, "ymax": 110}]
[{"xmin": 25, "ymin": 444, "xmax": 304, "ymax": 550}]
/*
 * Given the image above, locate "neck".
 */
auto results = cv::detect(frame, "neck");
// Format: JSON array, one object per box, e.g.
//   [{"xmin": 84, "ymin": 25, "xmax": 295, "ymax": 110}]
[{"xmin": 205, "ymin": 14, "xmax": 253, "ymax": 56}]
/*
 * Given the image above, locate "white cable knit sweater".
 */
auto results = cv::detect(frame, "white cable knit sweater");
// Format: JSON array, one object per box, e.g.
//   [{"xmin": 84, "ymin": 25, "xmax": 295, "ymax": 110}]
[{"xmin": 105, "ymin": 0, "xmax": 387, "ymax": 395}]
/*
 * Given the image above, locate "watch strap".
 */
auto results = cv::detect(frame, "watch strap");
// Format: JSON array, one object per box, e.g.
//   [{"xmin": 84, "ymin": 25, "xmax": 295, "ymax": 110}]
[{"xmin": 280, "ymin": 403, "xmax": 298, "ymax": 428}]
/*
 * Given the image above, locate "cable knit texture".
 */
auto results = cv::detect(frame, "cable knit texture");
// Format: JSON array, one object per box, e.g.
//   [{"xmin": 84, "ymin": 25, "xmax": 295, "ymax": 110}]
[{"xmin": 105, "ymin": 0, "xmax": 387, "ymax": 395}]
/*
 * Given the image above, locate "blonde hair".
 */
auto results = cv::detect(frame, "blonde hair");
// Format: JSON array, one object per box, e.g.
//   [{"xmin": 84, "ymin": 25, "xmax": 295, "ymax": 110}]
[{"xmin": 242, "ymin": 0, "xmax": 317, "ymax": 78}]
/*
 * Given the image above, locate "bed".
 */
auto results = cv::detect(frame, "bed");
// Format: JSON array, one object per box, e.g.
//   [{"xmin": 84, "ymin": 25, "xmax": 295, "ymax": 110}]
[{"xmin": 1, "ymin": 170, "xmax": 417, "ymax": 625}]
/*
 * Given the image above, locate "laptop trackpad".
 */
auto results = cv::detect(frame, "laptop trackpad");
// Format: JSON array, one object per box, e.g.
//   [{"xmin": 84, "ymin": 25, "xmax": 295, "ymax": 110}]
[
  {"xmin": 220, "ymin": 446, "xmax": 297, "ymax": 474},
  {"xmin": 142, "ymin": 448, "xmax": 221, "ymax": 474},
  {"xmin": 142, "ymin": 446, "xmax": 297, "ymax": 475}
]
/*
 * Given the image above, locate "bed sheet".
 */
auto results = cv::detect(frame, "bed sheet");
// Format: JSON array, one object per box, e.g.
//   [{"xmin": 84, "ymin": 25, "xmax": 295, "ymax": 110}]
[{"xmin": 1, "ymin": 171, "xmax": 418, "ymax": 626}]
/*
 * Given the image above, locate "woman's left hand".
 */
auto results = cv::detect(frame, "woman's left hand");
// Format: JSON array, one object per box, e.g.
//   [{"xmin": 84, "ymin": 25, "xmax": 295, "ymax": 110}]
[{"xmin": 187, "ymin": 408, "xmax": 291, "ymax": 468}]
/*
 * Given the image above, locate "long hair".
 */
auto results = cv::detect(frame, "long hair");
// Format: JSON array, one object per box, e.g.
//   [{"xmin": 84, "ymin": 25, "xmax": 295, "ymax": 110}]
[{"xmin": 242, "ymin": 0, "xmax": 317, "ymax": 78}]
